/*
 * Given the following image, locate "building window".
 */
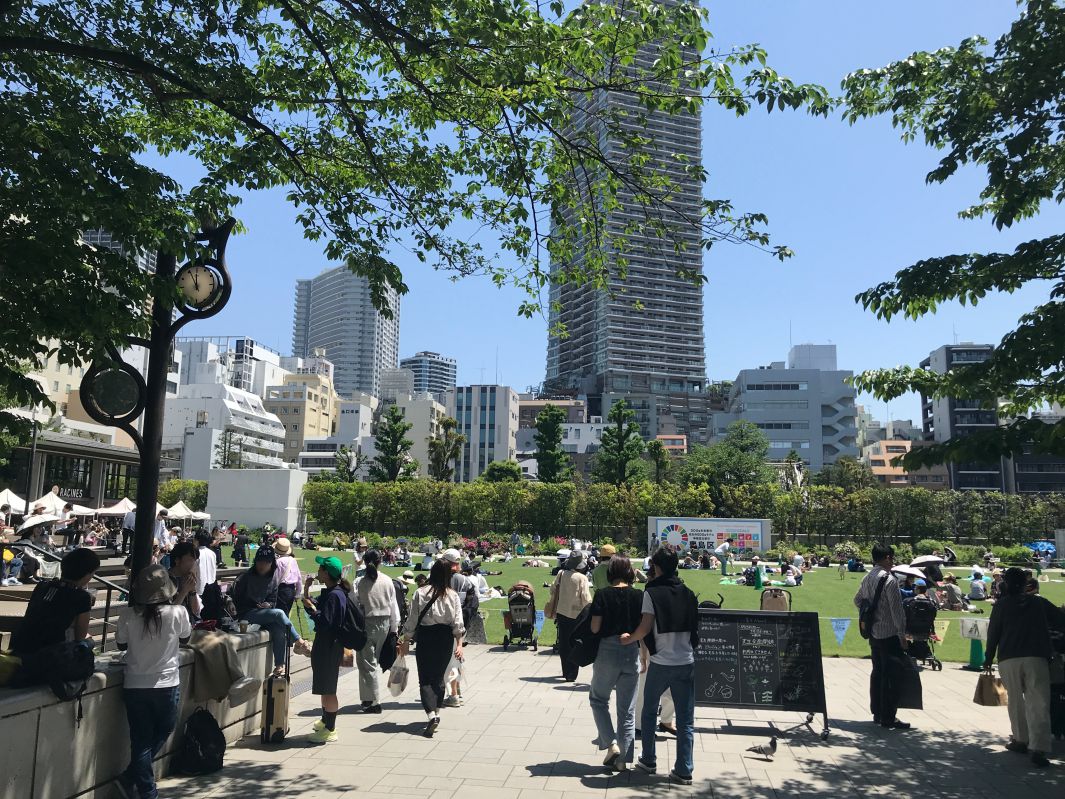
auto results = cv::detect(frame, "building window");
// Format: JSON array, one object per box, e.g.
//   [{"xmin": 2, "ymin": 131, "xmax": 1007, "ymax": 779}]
[
  {"xmin": 104, "ymin": 462, "xmax": 138, "ymax": 500},
  {"xmin": 44, "ymin": 454, "xmax": 93, "ymax": 498}
]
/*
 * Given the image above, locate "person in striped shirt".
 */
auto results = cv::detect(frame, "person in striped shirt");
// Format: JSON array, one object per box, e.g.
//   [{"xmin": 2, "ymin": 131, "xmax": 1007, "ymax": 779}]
[{"xmin": 853, "ymin": 543, "xmax": 911, "ymax": 730}]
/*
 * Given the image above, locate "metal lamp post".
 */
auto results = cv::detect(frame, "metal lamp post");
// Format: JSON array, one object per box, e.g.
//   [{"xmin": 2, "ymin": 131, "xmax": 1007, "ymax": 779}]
[{"xmin": 79, "ymin": 218, "xmax": 235, "ymax": 575}]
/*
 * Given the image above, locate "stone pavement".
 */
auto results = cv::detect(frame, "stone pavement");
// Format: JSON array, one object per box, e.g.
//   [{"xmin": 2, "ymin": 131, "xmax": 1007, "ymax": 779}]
[{"xmin": 158, "ymin": 646, "xmax": 1064, "ymax": 799}]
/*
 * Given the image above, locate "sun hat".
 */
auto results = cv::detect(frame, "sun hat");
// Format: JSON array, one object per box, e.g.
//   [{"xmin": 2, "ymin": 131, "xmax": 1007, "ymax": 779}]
[
  {"xmin": 132, "ymin": 564, "xmax": 176, "ymax": 605},
  {"xmin": 599, "ymin": 544, "xmax": 617, "ymax": 557},
  {"xmin": 272, "ymin": 537, "xmax": 292, "ymax": 556},
  {"xmin": 564, "ymin": 551, "xmax": 586, "ymax": 570},
  {"xmin": 400, "ymin": 569, "xmax": 417, "ymax": 585},
  {"xmin": 441, "ymin": 548, "xmax": 463, "ymax": 564},
  {"xmin": 356, "ymin": 536, "xmax": 368, "ymax": 548},
  {"xmin": 315, "ymin": 555, "xmax": 343, "ymax": 580}
]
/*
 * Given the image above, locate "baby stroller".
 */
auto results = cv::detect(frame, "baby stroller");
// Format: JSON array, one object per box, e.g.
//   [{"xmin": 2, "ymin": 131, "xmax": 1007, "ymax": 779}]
[
  {"xmin": 502, "ymin": 581, "xmax": 538, "ymax": 651},
  {"xmin": 904, "ymin": 595, "xmax": 942, "ymax": 671}
]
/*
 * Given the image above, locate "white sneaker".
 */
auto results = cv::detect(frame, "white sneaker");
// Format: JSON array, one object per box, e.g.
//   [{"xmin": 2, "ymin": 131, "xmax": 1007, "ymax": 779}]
[{"xmin": 443, "ymin": 695, "xmax": 462, "ymax": 708}]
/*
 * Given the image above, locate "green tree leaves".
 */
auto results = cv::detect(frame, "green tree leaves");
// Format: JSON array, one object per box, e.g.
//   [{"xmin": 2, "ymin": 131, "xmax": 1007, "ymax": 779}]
[
  {"xmin": 533, "ymin": 403, "xmax": 571, "ymax": 483},
  {"xmin": 843, "ymin": 0, "xmax": 1065, "ymax": 464},
  {"xmin": 426, "ymin": 416, "xmax": 465, "ymax": 482},
  {"xmin": 593, "ymin": 399, "xmax": 645, "ymax": 486},
  {"xmin": 369, "ymin": 404, "xmax": 417, "ymax": 482}
]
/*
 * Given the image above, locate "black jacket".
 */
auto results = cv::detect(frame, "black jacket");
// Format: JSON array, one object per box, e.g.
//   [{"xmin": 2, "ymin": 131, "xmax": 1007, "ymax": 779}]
[
  {"xmin": 986, "ymin": 593, "xmax": 1065, "ymax": 663},
  {"xmin": 643, "ymin": 574, "xmax": 698, "ymax": 656}
]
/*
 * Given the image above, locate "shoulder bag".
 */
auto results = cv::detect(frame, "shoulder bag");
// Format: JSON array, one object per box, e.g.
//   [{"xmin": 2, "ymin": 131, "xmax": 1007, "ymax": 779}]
[{"xmin": 858, "ymin": 573, "xmax": 888, "ymax": 640}]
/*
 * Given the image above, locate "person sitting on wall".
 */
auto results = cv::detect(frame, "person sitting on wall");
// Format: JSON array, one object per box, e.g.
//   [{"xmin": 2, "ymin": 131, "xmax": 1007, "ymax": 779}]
[{"xmin": 10, "ymin": 548, "xmax": 101, "ymax": 656}]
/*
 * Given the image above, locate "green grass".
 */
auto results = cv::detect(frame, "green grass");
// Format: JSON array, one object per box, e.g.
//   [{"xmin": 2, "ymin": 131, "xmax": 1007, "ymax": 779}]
[{"xmin": 224, "ymin": 545, "xmax": 1065, "ymax": 663}]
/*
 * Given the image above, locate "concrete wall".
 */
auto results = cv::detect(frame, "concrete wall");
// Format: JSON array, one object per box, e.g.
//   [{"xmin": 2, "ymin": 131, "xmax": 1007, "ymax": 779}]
[
  {"xmin": 0, "ymin": 632, "xmax": 271, "ymax": 799},
  {"xmin": 207, "ymin": 468, "xmax": 308, "ymax": 531}
]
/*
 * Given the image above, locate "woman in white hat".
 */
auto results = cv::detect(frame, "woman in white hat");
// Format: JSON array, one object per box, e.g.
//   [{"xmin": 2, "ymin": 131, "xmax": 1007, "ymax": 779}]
[{"xmin": 115, "ymin": 565, "xmax": 193, "ymax": 799}]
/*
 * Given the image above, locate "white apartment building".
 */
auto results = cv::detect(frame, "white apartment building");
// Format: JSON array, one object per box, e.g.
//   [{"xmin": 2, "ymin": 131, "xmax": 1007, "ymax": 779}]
[
  {"xmin": 162, "ymin": 382, "xmax": 286, "ymax": 480},
  {"xmin": 447, "ymin": 385, "xmax": 520, "ymax": 482}
]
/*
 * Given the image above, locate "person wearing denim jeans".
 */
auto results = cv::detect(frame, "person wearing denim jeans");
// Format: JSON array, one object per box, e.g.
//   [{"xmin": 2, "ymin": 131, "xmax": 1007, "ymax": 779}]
[
  {"xmin": 588, "ymin": 556, "xmax": 644, "ymax": 771},
  {"xmin": 241, "ymin": 606, "xmax": 307, "ymax": 670},
  {"xmin": 620, "ymin": 545, "xmax": 698, "ymax": 785},
  {"xmin": 233, "ymin": 547, "xmax": 310, "ymax": 675},
  {"xmin": 115, "ymin": 564, "xmax": 193, "ymax": 799}
]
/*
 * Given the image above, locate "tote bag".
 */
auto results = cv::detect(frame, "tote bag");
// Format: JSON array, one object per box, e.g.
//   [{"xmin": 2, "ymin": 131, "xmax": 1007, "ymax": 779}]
[{"xmin": 973, "ymin": 672, "xmax": 1008, "ymax": 707}]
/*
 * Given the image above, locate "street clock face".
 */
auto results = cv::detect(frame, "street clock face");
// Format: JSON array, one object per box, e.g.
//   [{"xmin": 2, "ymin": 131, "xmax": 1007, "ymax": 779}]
[
  {"xmin": 176, "ymin": 264, "xmax": 223, "ymax": 308},
  {"xmin": 88, "ymin": 367, "xmax": 142, "ymax": 419}
]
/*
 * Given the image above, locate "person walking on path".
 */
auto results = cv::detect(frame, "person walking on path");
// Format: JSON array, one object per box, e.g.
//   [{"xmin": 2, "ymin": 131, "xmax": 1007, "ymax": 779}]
[
  {"xmin": 399, "ymin": 559, "xmax": 465, "ymax": 738},
  {"xmin": 272, "ymin": 537, "xmax": 302, "ymax": 616},
  {"xmin": 115, "ymin": 565, "xmax": 192, "ymax": 799},
  {"xmin": 588, "ymin": 555, "xmax": 644, "ymax": 771},
  {"xmin": 984, "ymin": 566, "xmax": 1065, "ymax": 768},
  {"xmin": 354, "ymin": 549, "xmax": 399, "ymax": 714},
  {"xmin": 714, "ymin": 538, "xmax": 733, "ymax": 576},
  {"xmin": 233, "ymin": 547, "xmax": 310, "ymax": 676},
  {"xmin": 303, "ymin": 556, "xmax": 351, "ymax": 744},
  {"xmin": 620, "ymin": 545, "xmax": 698, "ymax": 785},
  {"xmin": 853, "ymin": 543, "xmax": 911, "ymax": 730},
  {"xmin": 441, "ymin": 547, "xmax": 476, "ymax": 706},
  {"xmin": 547, "ymin": 550, "xmax": 593, "ymax": 681}
]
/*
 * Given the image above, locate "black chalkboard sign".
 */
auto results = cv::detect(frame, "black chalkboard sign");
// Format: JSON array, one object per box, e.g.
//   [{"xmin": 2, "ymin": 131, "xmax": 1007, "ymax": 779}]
[{"xmin": 696, "ymin": 609, "xmax": 829, "ymax": 737}]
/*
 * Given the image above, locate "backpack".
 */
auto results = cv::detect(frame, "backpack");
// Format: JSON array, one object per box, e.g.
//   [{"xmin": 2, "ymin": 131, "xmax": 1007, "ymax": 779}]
[
  {"xmin": 18, "ymin": 639, "xmax": 95, "ymax": 699},
  {"xmin": 172, "ymin": 707, "xmax": 226, "ymax": 775},
  {"xmin": 566, "ymin": 603, "xmax": 600, "ymax": 668},
  {"xmin": 858, "ymin": 574, "xmax": 889, "ymax": 640},
  {"xmin": 338, "ymin": 590, "xmax": 368, "ymax": 651},
  {"xmin": 392, "ymin": 578, "xmax": 409, "ymax": 620}
]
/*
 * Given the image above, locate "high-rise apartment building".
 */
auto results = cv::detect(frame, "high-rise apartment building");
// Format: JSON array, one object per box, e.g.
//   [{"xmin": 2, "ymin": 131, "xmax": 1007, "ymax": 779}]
[
  {"xmin": 264, "ymin": 362, "xmax": 341, "ymax": 463},
  {"xmin": 544, "ymin": 18, "xmax": 710, "ymax": 443},
  {"xmin": 713, "ymin": 345, "xmax": 858, "ymax": 473},
  {"xmin": 920, "ymin": 344, "xmax": 1005, "ymax": 491},
  {"xmin": 292, "ymin": 265, "xmax": 400, "ymax": 398},
  {"xmin": 176, "ymin": 336, "xmax": 287, "ymax": 399},
  {"xmin": 400, "ymin": 351, "xmax": 457, "ymax": 402},
  {"xmin": 447, "ymin": 385, "xmax": 520, "ymax": 482}
]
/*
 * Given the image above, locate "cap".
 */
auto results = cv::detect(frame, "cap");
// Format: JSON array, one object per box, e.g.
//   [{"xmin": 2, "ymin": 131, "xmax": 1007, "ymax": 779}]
[
  {"xmin": 441, "ymin": 548, "xmax": 462, "ymax": 564},
  {"xmin": 599, "ymin": 544, "xmax": 617, "ymax": 557},
  {"xmin": 315, "ymin": 555, "xmax": 343, "ymax": 580}
]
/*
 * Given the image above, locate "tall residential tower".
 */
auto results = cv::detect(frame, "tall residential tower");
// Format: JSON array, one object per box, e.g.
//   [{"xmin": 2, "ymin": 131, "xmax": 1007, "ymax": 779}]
[
  {"xmin": 292, "ymin": 265, "xmax": 400, "ymax": 398},
  {"xmin": 544, "ymin": 23, "xmax": 710, "ymax": 442}
]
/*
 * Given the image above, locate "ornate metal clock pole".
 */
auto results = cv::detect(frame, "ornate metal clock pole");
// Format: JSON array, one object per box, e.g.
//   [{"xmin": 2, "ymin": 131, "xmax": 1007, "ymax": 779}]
[{"xmin": 79, "ymin": 218, "xmax": 235, "ymax": 575}]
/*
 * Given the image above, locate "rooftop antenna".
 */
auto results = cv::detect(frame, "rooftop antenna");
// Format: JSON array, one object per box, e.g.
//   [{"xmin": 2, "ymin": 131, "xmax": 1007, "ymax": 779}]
[{"xmin": 953, "ymin": 324, "xmax": 958, "ymax": 345}]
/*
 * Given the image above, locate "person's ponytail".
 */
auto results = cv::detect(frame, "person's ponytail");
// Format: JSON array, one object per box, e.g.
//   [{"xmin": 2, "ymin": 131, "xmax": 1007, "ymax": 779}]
[{"xmin": 364, "ymin": 549, "xmax": 381, "ymax": 581}]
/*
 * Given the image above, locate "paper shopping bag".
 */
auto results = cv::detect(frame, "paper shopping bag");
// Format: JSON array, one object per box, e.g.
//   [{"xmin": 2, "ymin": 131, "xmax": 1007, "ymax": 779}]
[{"xmin": 973, "ymin": 672, "xmax": 1008, "ymax": 707}]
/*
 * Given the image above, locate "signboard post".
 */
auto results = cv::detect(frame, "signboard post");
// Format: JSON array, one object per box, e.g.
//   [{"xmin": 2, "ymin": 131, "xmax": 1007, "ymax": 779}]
[
  {"xmin": 648, "ymin": 517, "xmax": 772, "ymax": 554},
  {"xmin": 695, "ymin": 608, "xmax": 830, "ymax": 740}
]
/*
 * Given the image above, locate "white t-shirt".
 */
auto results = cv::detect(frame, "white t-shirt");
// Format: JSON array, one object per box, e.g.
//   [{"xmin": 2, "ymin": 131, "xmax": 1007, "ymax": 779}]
[
  {"xmin": 642, "ymin": 591, "xmax": 695, "ymax": 667},
  {"xmin": 116, "ymin": 605, "xmax": 192, "ymax": 689},
  {"xmin": 196, "ymin": 550, "xmax": 217, "ymax": 600},
  {"xmin": 714, "ymin": 542, "xmax": 730, "ymax": 558}
]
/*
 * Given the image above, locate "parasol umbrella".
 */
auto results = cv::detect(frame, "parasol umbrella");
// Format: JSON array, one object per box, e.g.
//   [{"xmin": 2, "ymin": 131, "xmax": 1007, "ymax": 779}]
[
  {"xmin": 891, "ymin": 565, "xmax": 927, "ymax": 580},
  {"xmin": 910, "ymin": 555, "xmax": 945, "ymax": 567},
  {"xmin": 556, "ymin": 549, "xmax": 571, "ymax": 558},
  {"xmin": 1024, "ymin": 541, "xmax": 1057, "ymax": 556},
  {"xmin": 17, "ymin": 513, "xmax": 61, "ymax": 533}
]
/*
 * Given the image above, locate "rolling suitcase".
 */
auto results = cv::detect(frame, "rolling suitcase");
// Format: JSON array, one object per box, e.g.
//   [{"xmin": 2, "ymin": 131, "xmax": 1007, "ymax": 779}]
[
  {"xmin": 261, "ymin": 650, "xmax": 291, "ymax": 744},
  {"xmin": 760, "ymin": 588, "xmax": 792, "ymax": 612},
  {"xmin": 1051, "ymin": 682, "xmax": 1065, "ymax": 740}
]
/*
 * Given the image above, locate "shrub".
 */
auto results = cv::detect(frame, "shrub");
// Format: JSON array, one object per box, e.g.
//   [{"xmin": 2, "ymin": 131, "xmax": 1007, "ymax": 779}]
[
  {"xmin": 914, "ymin": 539, "xmax": 946, "ymax": 555},
  {"xmin": 992, "ymin": 545, "xmax": 1033, "ymax": 564},
  {"xmin": 893, "ymin": 543, "xmax": 914, "ymax": 564},
  {"xmin": 950, "ymin": 545, "xmax": 984, "ymax": 565},
  {"xmin": 763, "ymin": 549, "xmax": 780, "ymax": 561},
  {"xmin": 832, "ymin": 541, "xmax": 863, "ymax": 560}
]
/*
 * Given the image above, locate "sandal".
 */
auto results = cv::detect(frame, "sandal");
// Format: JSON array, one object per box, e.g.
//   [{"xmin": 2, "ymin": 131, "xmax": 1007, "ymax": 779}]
[{"xmin": 271, "ymin": 665, "xmax": 287, "ymax": 678}]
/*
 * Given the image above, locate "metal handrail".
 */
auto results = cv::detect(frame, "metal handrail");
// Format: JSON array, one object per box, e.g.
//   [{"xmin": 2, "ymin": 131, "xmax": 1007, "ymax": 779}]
[{"xmin": 9, "ymin": 541, "xmax": 127, "ymax": 652}]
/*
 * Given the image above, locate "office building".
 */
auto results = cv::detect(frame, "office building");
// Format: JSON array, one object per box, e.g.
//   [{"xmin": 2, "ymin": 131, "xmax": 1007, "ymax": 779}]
[
  {"xmin": 713, "ymin": 344, "xmax": 859, "ymax": 473},
  {"xmin": 862, "ymin": 439, "xmax": 949, "ymax": 489},
  {"xmin": 1003, "ymin": 410, "xmax": 1065, "ymax": 494},
  {"xmin": 264, "ymin": 359, "xmax": 341, "ymax": 463},
  {"xmin": 400, "ymin": 351, "xmax": 457, "ymax": 402},
  {"xmin": 296, "ymin": 395, "xmax": 379, "ymax": 476},
  {"xmin": 543, "ymin": 26, "xmax": 710, "ymax": 443},
  {"xmin": 162, "ymin": 383, "xmax": 286, "ymax": 480},
  {"xmin": 379, "ymin": 368, "xmax": 415, "ymax": 402},
  {"xmin": 855, "ymin": 405, "xmax": 884, "ymax": 450},
  {"xmin": 517, "ymin": 395, "xmax": 587, "ymax": 429},
  {"xmin": 176, "ymin": 336, "xmax": 288, "ymax": 399},
  {"xmin": 920, "ymin": 344, "xmax": 1005, "ymax": 491},
  {"xmin": 447, "ymin": 385, "xmax": 520, "ymax": 482},
  {"xmin": 292, "ymin": 265, "xmax": 400, "ymax": 398}
]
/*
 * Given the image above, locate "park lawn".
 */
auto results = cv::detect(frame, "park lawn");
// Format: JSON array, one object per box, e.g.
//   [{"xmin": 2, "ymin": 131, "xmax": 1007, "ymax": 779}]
[{"xmin": 226, "ymin": 546, "xmax": 1065, "ymax": 663}]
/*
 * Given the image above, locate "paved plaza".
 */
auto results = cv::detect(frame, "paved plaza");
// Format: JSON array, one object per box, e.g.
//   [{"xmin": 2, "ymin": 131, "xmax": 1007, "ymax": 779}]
[{"xmin": 158, "ymin": 646, "xmax": 1064, "ymax": 799}]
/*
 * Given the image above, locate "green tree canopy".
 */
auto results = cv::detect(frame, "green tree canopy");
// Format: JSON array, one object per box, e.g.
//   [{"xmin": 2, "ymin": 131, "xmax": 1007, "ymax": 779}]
[
  {"xmin": 427, "ymin": 416, "xmax": 465, "ymax": 482},
  {"xmin": 1, "ymin": 0, "xmax": 830, "ymax": 432},
  {"xmin": 813, "ymin": 456, "xmax": 877, "ymax": 493},
  {"xmin": 158, "ymin": 479, "xmax": 208, "ymax": 512},
  {"xmin": 842, "ymin": 0, "xmax": 1065, "ymax": 466},
  {"xmin": 645, "ymin": 439, "xmax": 671, "ymax": 484},
  {"xmin": 479, "ymin": 459, "xmax": 523, "ymax": 482},
  {"xmin": 369, "ymin": 405, "xmax": 417, "ymax": 482},
  {"xmin": 593, "ymin": 400, "xmax": 645, "ymax": 486},
  {"xmin": 676, "ymin": 421, "xmax": 775, "ymax": 507},
  {"xmin": 533, "ymin": 404, "xmax": 571, "ymax": 483}
]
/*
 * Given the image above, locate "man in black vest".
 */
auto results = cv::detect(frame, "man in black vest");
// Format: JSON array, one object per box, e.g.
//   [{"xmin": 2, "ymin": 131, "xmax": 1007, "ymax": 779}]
[{"xmin": 621, "ymin": 545, "xmax": 698, "ymax": 785}]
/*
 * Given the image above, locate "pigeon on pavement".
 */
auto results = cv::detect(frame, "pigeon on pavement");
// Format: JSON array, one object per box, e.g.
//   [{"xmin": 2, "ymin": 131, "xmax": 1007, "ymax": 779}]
[{"xmin": 746, "ymin": 736, "xmax": 778, "ymax": 760}]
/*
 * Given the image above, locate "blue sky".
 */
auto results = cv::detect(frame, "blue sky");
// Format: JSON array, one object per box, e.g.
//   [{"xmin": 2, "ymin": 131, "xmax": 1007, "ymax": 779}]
[{"xmin": 176, "ymin": 1, "xmax": 1053, "ymax": 425}]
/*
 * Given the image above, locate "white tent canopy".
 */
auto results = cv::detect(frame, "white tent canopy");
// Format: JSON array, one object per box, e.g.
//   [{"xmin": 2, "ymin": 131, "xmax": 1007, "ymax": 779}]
[
  {"xmin": 97, "ymin": 497, "xmax": 136, "ymax": 516},
  {"xmin": 0, "ymin": 488, "xmax": 26, "ymax": 515},
  {"xmin": 167, "ymin": 501, "xmax": 196, "ymax": 520},
  {"xmin": 31, "ymin": 491, "xmax": 94, "ymax": 516},
  {"xmin": 191, "ymin": 511, "xmax": 211, "ymax": 521}
]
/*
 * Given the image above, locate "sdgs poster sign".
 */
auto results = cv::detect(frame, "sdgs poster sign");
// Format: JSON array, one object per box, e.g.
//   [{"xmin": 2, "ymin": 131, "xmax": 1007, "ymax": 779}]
[{"xmin": 647, "ymin": 517, "xmax": 772, "ymax": 554}]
